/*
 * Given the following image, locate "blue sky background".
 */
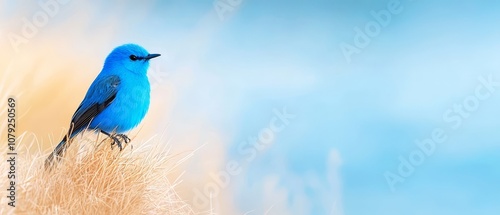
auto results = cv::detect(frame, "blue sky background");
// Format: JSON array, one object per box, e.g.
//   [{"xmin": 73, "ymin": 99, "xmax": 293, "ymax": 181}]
[
  {"xmin": 3, "ymin": 0, "xmax": 500, "ymax": 214},
  {"xmin": 203, "ymin": 1, "xmax": 500, "ymax": 214}
]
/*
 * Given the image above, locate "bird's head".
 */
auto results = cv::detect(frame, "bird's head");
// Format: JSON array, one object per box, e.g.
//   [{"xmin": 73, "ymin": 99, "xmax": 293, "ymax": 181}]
[{"xmin": 103, "ymin": 44, "xmax": 160, "ymax": 75}]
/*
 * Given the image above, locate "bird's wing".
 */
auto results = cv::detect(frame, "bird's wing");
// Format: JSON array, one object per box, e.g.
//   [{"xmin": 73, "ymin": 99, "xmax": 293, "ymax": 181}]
[{"xmin": 68, "ymin": 75, "xmax": 121, "ymax": 135}]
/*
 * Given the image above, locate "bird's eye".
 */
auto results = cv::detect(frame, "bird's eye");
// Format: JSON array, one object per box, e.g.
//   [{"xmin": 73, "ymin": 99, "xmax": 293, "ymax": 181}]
[{"xmin": 129, "ymin": 55, "xmax": 138, "ymax": 61}]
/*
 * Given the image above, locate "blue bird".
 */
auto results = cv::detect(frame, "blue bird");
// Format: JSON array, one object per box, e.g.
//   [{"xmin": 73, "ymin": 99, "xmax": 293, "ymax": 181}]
[{"xmin": 45, "ymin": 44, "xmax": 160, "ymax": 168}]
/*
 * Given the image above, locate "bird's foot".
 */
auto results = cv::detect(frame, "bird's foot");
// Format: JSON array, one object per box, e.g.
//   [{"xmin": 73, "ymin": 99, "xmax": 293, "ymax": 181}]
[{"xmin": 109, "ymin": 134, "xmax": 131, "ymax": 151}]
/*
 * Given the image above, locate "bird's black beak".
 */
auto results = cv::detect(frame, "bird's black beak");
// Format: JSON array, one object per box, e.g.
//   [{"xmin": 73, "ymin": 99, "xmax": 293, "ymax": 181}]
[{"xmin": 144, "ymin": 54, "xmax": 161, "ymax": 60}]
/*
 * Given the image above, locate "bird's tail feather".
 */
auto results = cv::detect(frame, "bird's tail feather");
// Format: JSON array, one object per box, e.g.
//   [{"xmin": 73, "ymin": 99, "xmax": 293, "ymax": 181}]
[{"xmin": 44, "ymin": 135, "xmax": 71, "ymax": 170}]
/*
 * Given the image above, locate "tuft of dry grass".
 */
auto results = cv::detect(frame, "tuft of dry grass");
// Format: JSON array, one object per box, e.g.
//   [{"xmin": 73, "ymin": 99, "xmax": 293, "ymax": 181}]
[{"xmin": 2, "ymin": 133, "xmax": 194, "ymax": 215}]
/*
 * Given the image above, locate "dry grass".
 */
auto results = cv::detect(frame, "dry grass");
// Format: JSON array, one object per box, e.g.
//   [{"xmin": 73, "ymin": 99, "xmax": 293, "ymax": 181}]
[{"xmin": 1, "ymin": 133, "xmax": 194, "ymax": 215}]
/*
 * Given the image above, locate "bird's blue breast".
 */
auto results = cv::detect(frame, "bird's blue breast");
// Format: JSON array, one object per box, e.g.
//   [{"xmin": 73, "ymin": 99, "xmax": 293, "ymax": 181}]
[{"xmin": 90, "ymin": 73, "xmax": 150, "ymax": 133}]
